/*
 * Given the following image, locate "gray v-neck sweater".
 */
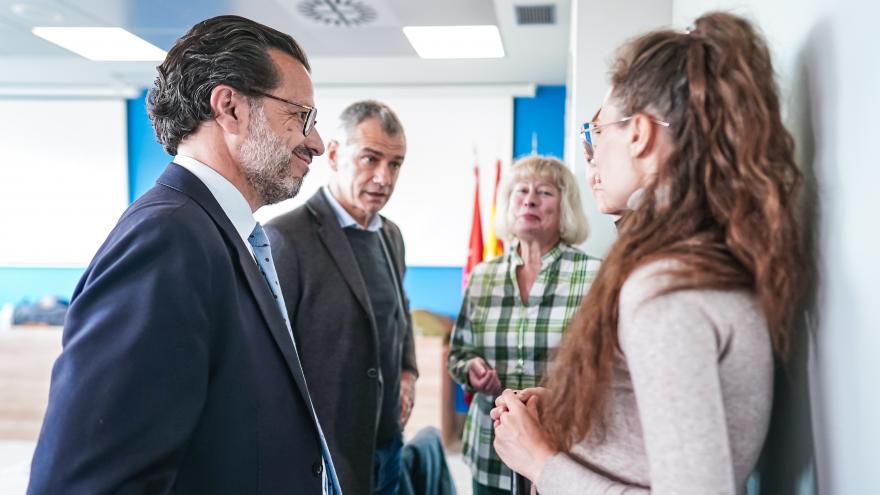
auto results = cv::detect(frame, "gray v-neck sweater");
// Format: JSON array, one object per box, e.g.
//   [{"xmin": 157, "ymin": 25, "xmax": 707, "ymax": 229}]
[{"xmin": 537, "ymin": 260, "xmax": 773, "ymax": 495}]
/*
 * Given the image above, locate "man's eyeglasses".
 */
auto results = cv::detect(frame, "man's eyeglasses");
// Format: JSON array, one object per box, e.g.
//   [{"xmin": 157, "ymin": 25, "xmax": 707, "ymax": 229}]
[
  {"xmin": 579, "ymin": 110, "xmax": 669, "ymax": 165},
  {"xmin": 253, "ymin": 91, "xmax": 318, "ymax": 137}
]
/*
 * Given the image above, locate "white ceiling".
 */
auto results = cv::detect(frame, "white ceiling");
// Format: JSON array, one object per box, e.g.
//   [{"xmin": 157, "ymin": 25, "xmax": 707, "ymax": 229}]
[{"xmin": 0, "ymin": 0, "xmax": 570, "ymax": 95}]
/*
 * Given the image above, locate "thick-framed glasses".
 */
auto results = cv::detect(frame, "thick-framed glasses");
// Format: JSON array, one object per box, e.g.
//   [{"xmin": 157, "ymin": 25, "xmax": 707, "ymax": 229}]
[
  {"xmin": 578, "ymin": 112, "xmax": 669, "ymax": 165},
  {"xmin": 254, "ymin": 91, "xmax": 318, "ymax": 137}
]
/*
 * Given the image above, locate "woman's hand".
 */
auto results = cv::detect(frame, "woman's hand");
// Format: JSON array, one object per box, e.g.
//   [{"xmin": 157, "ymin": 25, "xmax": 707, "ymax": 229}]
[
  {"xmin": 467, "ymin": 357, "xmax": 502, "ymax": 396},
  {"xmin": 492, "ymin": 389, "xmax": 557, "ymax": 483},
  {"xmin": 491, "ymin": 387, "xmax": 549, "ymax": 424}
]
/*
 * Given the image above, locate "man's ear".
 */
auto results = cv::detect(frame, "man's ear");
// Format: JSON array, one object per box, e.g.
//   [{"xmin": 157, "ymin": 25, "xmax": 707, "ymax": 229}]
[
  {"xmin": 210, "ymin": 85, "xmax": 247, "ymax": 135},
  {"xmin": 327, "ymin": 139, "xmax": 340, "ymax": 171}
]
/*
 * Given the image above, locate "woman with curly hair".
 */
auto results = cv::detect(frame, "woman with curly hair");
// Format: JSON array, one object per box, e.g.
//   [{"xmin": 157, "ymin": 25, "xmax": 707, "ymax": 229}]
[{"xmin": 491, "ymin": 12, "xmax": 804, "ymax": 494}]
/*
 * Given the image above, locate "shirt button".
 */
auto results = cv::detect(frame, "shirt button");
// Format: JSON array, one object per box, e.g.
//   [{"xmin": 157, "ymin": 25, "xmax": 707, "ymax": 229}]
[
  {"xmin": 312, "ymin": 461, "xmax": 323, "ymax": 477},
  {"xmin": 367, "ymin": 368, "xmax": 378, "ymax": 378}
]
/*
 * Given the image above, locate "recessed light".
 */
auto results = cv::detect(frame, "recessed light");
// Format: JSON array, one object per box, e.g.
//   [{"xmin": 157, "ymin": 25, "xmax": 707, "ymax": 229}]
[
  {"xmin": 403, "ymin": 25, "xmax": 505, "ymax": 59},
  {"xmin": 31, "ymin": 27, "xmax": 167, "ymax": 61}
]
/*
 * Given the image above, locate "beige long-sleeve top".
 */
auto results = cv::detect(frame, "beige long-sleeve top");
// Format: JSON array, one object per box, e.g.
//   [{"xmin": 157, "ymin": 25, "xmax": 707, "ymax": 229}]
[{"xmin": 536, "ymin": 261, "xmax": 773, "ymax": 495}]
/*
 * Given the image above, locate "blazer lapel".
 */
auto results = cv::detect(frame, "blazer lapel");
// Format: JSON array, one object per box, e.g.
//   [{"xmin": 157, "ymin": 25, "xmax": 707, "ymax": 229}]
[
  {"xmin": 306, "ymin": 191, "xmax": 374, "ymax": 318},
  {"xmin": 155, "ymin": 163, "xmax": 316, "ymax": 411},
  {"xmin": 231, "ymin": 241, "xmax": 317, "ymax": 410}
]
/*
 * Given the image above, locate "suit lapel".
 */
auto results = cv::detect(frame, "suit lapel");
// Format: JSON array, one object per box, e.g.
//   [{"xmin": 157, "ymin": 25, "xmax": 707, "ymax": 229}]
[
  {"xmin": 306, "ymin": 191, "xmax": 374, "ymax": 319},
  {"xmin": 231, "ymin": 240, "xmax": 317, "ymax": 410},
  {"xmin": 155, "ymin": 163, "xmax": 316, "ymax": 412}
]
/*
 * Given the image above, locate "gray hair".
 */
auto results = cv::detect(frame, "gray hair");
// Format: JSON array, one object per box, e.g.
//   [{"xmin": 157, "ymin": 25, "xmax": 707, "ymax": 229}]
[
  {"xmin": 337, "ymin": 100, "xmax": 404, "ymax": 143},
  {"xmin": 495, "ymin": 155, "xmax": 590, "ymax": 246},
  {"xmin": 147, "ymin": 15, "xmax": 310, "ymax": 155}
]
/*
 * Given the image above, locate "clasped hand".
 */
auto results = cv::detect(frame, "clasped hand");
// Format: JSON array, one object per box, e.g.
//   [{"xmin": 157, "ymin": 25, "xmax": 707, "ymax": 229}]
[
  {"xmin": 490, "ymin": 387, "xmax": 557, "ymax": 483},
  {"xmin": 467, "ymin": 357, "xmax": 502, "ymax": 396}
]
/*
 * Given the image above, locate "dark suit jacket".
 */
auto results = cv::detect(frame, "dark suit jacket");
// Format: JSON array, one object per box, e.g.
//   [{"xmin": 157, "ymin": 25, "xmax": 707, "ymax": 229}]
[
  {"xmin": 265, "ymin": 190, "xmax": 418, "ymax": 494},
  {"xmin": 28, "ymin": 164, "xmax": 326, "ymax": 494}
]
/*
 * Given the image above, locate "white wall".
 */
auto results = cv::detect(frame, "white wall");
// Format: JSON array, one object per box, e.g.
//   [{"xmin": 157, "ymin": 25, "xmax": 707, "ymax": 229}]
[
  {"xmin": 675, "ymin": 2, "xmax": 880, "ymax": 493},
  {"xmin": 806, "ymin": 3, "xmax": 880, "ymax": 493},
  {"xmin": 255, "ymin": 85, "xmax": 525, "ymax": 266},
  {"xmin": 0, "ymin": 100, "xmax": 128, "ymax": 267}
]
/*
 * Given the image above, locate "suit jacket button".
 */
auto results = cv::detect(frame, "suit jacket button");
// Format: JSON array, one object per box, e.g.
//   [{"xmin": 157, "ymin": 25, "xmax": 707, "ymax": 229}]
[
  {"xmin": 366, "ymin": 368, "xmax": 378, "ymax": 378},
  {"xmin": 312, "ymin": 461, "xmax": 323, "ymax": 477}
]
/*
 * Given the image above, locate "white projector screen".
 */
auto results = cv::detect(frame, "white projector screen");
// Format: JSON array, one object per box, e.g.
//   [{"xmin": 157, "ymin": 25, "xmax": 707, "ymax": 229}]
[{"xmin": 0, "ymin": 99, "xmax": 129, "ymax": 267}]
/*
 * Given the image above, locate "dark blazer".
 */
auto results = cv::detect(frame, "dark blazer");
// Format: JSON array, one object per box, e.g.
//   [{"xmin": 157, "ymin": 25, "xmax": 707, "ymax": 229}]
[
  {"xmin": 28, "ymin": 164, "xmax": 326, "ymax": 494},
  {"xmin": 265, "ymin": 190, "xmax": 418, "ymax": 494}
]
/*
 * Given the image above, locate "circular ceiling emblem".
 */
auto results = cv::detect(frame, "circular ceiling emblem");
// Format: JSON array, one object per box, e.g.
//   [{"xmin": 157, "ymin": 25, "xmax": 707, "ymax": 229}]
[{"xmin": 297, "ymin": 0, "xmax": 377, "ymax": 27}]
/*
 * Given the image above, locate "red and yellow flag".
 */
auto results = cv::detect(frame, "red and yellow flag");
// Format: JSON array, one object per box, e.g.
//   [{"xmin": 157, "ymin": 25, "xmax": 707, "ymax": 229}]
[
  {"xmin": 483, "ymin": 159, "xmax": 504, "ymax": 260},
  {"xmin": 463, "ymin": 164, "xmax": 484, "ymax": 291}
]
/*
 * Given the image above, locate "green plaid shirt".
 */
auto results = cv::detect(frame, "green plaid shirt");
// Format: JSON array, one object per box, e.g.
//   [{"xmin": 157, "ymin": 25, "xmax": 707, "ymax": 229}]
[{"xmin": 448, "ymin": 242, "xmax": 600, "ymax": 490}]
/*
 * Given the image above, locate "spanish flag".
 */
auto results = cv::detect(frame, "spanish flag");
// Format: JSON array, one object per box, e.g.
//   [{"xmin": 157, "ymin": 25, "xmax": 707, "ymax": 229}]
[{"xmin": 483, "ymin": 159, "xmax": 504, "ymax": 260}]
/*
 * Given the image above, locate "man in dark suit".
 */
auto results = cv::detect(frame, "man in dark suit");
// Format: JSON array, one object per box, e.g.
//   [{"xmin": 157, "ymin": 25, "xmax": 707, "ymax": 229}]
[
  {"xmin": 265, "ymin": 101, "xmax": 418, "ymax": 495},
  {"xmin": 28, "ymin": 15, "xmax": 341, "ymax": 494}
]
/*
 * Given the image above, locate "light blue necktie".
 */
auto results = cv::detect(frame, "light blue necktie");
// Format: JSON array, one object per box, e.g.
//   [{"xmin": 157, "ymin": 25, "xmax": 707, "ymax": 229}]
[{"xmin": 248, "ymin": 222, "xmax": 342, "ymax": 495}]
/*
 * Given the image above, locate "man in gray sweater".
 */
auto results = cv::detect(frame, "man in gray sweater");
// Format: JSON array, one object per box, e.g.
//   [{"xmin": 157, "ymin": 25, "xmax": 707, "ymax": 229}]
[{"xmin": 265, "ymin": 100, "xmax": 418, "ymax": 495}]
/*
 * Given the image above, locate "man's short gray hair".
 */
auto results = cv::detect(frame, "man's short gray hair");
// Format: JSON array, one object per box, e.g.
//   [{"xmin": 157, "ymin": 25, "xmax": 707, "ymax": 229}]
[{"xmin": 337, "ymin": 100, "xmax": 404, "ymax": 143}]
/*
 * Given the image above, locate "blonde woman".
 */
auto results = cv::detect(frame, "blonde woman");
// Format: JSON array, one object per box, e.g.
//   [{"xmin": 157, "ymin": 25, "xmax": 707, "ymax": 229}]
[{"xmin": 448, "ymin": 155, "xmax": 600, "ymax": 494}]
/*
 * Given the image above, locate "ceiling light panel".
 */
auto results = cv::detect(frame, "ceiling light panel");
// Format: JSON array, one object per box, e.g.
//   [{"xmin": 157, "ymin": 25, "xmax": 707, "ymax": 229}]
[
  {"xmin": 31, "ymin": 27, "xmax": 167, "ymax": 61},
  {"xmin": 402, "ymin": 25, "xmax": 504, "ymax": 59}
]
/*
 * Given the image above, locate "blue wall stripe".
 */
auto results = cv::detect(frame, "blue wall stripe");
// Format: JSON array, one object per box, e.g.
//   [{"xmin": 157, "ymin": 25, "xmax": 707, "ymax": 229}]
[
  {"xmin": 0, "ymin": 265, "xmax": 464, "ymax": 313},
  {"xmin": 0, "ymin": 267, "xmax": 84, "ymax": 306}
]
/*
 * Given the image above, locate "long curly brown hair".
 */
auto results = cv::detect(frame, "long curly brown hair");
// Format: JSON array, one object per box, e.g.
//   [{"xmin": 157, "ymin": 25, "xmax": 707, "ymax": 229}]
[{"xmin": 543, "ymin": 12, "xmax": 804, "ymax": 451}]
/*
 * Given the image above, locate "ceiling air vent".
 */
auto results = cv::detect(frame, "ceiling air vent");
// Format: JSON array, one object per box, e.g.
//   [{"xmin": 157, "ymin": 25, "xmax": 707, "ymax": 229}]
[
  {"xmin": 297, "ymin": 0, "xmax": 377, "ymax": 27},
  {"xmin": 515, "ymin": 5, "xmax": 556, "ymax": 25}
]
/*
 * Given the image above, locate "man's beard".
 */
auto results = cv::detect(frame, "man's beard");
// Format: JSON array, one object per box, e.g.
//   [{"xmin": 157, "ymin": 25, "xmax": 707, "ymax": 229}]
[{"xmin": 240, "ymin": 103, "xmax": 310, "ymax": 206}]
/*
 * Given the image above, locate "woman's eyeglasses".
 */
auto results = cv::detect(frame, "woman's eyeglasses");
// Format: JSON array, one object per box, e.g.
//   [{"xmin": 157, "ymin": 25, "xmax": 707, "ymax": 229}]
[{"xmin": 579, "ymin": 110, "xmax": 669, "ymax": 165}]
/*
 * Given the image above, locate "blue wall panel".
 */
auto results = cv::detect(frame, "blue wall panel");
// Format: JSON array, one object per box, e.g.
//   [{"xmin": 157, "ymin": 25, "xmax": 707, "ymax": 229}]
[
  {"xmin": 403, "ymin": 266, "xmax": 463, "ymax": 319},
  {"xmin": 513, "ymin": 85, "xmax": 566, "ymax": 160},
  {"xmin": 127, "ymin": 90, "xmax": 172, "ymax": 202}
]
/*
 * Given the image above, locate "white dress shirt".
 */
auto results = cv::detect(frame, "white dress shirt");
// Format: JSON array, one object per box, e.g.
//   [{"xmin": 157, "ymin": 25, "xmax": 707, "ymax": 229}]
[
  {"xmin": 321, "ymin": 186, "xmax": 383, "ymax": 232},
  {"xmin": 174, "ymin": 154, "xmax": 257, "ymax": 258}
]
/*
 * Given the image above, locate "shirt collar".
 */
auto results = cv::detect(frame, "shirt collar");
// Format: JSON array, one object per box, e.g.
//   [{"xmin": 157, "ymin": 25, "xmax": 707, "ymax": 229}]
[
  {"xmin": 508, "ymin": 239, "xmax": 564, "ymax": 269},
  {"xmin": 321, "ymin": 186, "xmax": 383, "ymax": 232},
  {"xmin": 173, "ymin": 154, "xmax": 256, "ymax": 249}
]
